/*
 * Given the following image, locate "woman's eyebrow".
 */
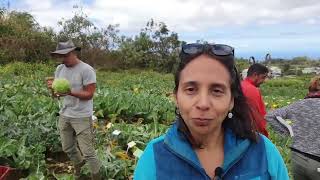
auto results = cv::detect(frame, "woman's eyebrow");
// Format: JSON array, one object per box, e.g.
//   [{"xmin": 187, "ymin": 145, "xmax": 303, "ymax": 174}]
[{"xmin": 181, "ymin": 81, "xmax": 228, "ymax": 89}]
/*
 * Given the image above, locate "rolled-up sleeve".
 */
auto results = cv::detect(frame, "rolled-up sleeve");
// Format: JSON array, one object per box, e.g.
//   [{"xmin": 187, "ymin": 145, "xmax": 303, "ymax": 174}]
[{"xmin": 266, "ymin": 107, "xmax": 290, "ymax": 136}]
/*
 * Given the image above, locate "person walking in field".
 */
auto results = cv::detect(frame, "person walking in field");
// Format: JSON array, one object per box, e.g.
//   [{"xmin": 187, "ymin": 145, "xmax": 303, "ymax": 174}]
[
  {"xmin": 46, "ymin": 40, "xmax": 102, "ymax": 180},
  {"xmin": 266, "ymin": 76, "xmax": 320, "ymax": 180},
  {"xmin": 241, "ymin": 63, "xmax": 269, "ymax": 137}
]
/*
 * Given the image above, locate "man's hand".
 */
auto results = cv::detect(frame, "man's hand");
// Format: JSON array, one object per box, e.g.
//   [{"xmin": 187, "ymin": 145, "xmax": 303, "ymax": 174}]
[
  {"xmin": 46, "ymin": 77, "xmax": 57, "ymax": 98},
  {"xmin": 46, "ymin": 77, "xmax": 54, "ymax": 89},
  {"xmin": 55, "ymin": 91, "xmax": 71, "ymax": 97}
]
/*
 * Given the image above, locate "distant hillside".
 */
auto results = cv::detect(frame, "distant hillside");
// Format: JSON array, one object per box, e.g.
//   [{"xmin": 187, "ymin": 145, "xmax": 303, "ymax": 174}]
[{"xmin": 236, "ymin": 56, "xmax": 320, "ymax": 76}]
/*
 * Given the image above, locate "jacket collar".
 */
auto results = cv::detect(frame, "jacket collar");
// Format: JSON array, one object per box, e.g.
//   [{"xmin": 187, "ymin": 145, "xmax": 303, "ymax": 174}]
[
  {"xmin": 164, "ymin": 122, "xmax": 201, "ymax": 167},
  {"xmin": 164, "ymin": 122, "xmax": 251, "ymax": 172}
]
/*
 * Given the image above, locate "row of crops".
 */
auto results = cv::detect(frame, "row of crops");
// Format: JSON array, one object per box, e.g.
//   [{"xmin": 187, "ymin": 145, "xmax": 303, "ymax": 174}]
[{"xmin": 0, "ymin": 62, "xmax": 311, "ymax": 179}]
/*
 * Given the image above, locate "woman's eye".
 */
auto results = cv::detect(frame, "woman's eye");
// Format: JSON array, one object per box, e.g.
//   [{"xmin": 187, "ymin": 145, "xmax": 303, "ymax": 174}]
[
  {"xmin": 185, "ymin": 87, "xmax": 195, "ymax": 94},
  {"xmin": 212, "ymin": 89, "xmax": 224, "ymax": 95}
]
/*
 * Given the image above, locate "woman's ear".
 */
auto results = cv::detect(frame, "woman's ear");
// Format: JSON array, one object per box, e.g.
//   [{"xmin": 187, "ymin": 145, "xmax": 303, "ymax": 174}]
[
  {"xmin": 173, "ymin": 92, "xmax": 178, "ymax": 107},
  {"xmin": 229, "ymin": 97, "xmax": 234, "ymax": 111}
]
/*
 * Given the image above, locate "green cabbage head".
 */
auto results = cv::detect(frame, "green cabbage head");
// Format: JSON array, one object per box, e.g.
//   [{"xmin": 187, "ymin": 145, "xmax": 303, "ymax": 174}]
[{"xmin": 52, "ymin": 78, "xmax": 71, "ymax": 94}]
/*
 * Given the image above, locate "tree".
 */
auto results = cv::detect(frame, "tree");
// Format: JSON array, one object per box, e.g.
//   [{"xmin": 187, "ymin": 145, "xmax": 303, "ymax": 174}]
[
  {"xmin": 0, "ymin": 10, "xmax": 55, "ymax": 64},
  {"xmin": 291, "ymin": 56, "xmax": 309, "ymax": 65},
  {"xmin": 56, "ymin": 5, "xmax": 121, "ymax": 66},
  {"xmin": 119, "ymin": 19, "xmax": 181, "ymax": 72}
]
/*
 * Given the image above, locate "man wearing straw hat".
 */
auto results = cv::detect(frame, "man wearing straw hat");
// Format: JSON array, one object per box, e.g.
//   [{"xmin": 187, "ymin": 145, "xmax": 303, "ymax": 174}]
[{"xmin": 46, "ymin": 40, "xmax": 102, "ymax": 179}]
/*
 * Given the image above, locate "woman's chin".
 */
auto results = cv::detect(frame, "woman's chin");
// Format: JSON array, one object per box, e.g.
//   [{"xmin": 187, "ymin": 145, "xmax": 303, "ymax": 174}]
[{"xmin": 191, "ymin": 126, "xmax": 211, "ymax": 136}]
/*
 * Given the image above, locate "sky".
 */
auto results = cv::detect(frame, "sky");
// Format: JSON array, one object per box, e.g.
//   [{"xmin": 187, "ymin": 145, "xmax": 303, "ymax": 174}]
[{"xmin": 2, "ymin": 0, "xmax": 320, "ymax": 60}]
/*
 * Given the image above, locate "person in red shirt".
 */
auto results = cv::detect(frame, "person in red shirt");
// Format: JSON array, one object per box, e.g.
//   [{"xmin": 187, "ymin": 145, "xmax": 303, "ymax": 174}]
[{"xmin": 241, "ymin": 63, "xmax": 269, "ymax": 137}]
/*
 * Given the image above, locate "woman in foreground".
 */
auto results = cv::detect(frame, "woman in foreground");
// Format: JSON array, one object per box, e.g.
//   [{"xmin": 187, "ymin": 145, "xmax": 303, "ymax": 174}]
[{"xmin": 134, "ymin": 43, "xmax": 289, "ymax": 180}]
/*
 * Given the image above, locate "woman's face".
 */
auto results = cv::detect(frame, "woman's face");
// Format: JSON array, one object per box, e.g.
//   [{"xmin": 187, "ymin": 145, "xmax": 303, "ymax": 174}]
[{"xmin": 175, "ymin": 54, "xmax": 234, "ymax": 136}]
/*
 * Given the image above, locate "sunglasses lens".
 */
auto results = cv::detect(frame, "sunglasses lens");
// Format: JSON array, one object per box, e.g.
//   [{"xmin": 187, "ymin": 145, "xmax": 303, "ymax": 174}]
[
  {"xmin": 182, "ymin": 44, "xmax": 203, "ymax": 54},
  {"xmin": 212, "ymin": 44, "xmax": 234, "ymax": 56}
]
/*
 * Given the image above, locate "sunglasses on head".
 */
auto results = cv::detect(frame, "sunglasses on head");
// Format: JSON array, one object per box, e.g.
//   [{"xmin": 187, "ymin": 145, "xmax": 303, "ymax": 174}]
[{"xmin": 182, "ymin": 43, "xmax": 234, "ymax": 56}]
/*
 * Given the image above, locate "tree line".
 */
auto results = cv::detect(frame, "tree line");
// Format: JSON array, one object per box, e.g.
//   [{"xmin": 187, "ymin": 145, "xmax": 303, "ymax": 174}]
[{"xmin": 0, "ymin": 7, "xmax": 181, "ymax": 72}]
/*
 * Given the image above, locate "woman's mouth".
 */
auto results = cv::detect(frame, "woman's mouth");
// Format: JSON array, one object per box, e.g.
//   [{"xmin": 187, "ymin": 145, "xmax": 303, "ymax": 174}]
[{"xmin": 193, "ymin": 118, "xmax": 212, "ymax": 126}]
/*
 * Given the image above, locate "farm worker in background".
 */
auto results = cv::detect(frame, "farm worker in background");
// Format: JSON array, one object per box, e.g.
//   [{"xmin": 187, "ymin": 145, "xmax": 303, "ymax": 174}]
[
  {"xmin": 134, "ymin": 43, "xmax": 289, "ymax": 179},
  {"xmin": 46, "ymin": 40, "xmax": 102, "ymax": 180},
  {"xmin": 266, "ymin": 76, "xmax": 320, "ymax": 180},
  {"xmin": 241, "ymin": 63, "xmax": 269, "ymax": 137}
]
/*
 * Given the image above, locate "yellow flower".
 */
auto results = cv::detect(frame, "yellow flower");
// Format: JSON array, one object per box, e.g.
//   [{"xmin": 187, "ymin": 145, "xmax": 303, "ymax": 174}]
[
  {"xmin": 115, "ymin": 151, "xmax": 130, "ymax": 160},
  {"xmin": 93, "ymin": 122, "xmax": 99, "ymax": 129},
  {"xmin": 106, "ymin": 122, "xmax": 113, "ymax": 129},
  {"xmin": 110, "ymin": 140, "xmax": 118, "ymax": 149}
]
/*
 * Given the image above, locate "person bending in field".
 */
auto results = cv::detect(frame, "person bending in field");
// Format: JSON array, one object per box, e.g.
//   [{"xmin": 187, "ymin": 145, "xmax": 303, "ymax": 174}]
[{"xmin": 266, "ymin": 76, "xmax": 320, "ymax": 180}]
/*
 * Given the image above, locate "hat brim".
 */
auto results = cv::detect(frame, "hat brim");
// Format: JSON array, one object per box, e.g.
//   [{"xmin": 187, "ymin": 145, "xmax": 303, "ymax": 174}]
[{"xmin": 50, "ymin": 47, "xmax": 81, "ymax": 55}]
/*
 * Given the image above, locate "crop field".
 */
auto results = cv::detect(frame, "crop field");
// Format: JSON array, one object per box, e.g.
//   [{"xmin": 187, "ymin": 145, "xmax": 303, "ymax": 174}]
[{"xmin": 0, "ymin": 62, "xmax": 311, "ymax": 179}]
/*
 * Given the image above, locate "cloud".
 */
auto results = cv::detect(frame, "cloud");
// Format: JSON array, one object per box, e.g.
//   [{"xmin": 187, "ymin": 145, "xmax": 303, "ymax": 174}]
[
  {"xmin": 88, "ymin": 0, "xmax": 320, "ymax": 33},
  {"xmin": 8, "ymin": 0, "xmax": 320, "ymax": 32},
  {"xmin": 24, "ymin": 0, "xmax": 52, "ymax": 10}
]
